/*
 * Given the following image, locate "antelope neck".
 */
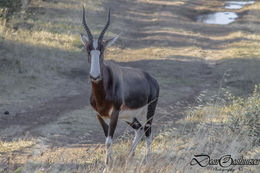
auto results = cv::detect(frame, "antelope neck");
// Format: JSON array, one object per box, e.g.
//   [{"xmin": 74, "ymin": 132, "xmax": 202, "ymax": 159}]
[{"xmin": 91, "ymin": 64, "xmax": 107, "ymax": 108}]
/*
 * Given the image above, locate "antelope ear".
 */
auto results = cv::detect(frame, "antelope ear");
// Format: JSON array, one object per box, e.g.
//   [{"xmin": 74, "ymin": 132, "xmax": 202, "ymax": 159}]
[
  {"xmin": 104, "ymin": 35, "xmax": 119, "ymax": 48},
  {"xmin": 80, "ymin": 33, "xmax": 89, "ymax": 46}
]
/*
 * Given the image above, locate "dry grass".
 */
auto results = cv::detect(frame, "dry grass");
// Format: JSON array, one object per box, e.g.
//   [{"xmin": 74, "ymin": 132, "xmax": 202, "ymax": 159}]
[
  {"xmin": 0, "ymin": 28, "xmax": 79, "ymax": 51},
  {"xmin": 0, "ymin": 139, "xmax": 35, "ymax": 153},
  {"xmin": 1, "ymin": 1, "xmax": 260, "ymax": 61},
  {"xmin": 2, "ymin": 87, "xmax": 258, "ymax": 172},
  {"xmin": 78, "ymin": 87, "xmax": 259, "ymax": 172},
  {"xmin": 1, "ymin": 0, "xmax": 260, "ymax": 172},
  {"xmin": 187, "ymin": 85, "xmax": 260, "ymax": 125}
]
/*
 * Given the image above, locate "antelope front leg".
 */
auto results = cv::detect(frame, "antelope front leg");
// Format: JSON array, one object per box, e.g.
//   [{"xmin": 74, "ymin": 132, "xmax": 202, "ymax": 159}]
[
  {"xmin": 97, "ymin": 114, "xmax": 108, "ymax": 137},
  {"xmin": 105, "ymin": 109, "xmax": 119, "ymax": 166}
]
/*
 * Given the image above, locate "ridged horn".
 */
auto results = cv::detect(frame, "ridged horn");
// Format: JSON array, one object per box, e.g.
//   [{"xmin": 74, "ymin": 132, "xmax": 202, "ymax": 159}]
[
  {"xmin": 82, "ymin": 6, "xmax": 93, "ymax": 42},
  {"xmin": 98, "ymin": 8, "xmax": 111, "ymax": 43}
]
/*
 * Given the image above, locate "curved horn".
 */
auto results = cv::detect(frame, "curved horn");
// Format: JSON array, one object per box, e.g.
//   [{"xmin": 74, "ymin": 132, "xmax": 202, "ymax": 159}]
[
  {"xmin": 82, "ymin": 6, "xmax": 93, "ymax": 42},
  {"xmin": 98, "ymin": 8, "xmax": 111, "ymax": 43}
]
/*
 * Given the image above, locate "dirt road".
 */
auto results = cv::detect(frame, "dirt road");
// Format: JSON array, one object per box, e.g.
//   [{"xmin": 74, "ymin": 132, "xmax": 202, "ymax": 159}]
[{"xmin": 1, "ymin": 0, "xmax": 259, "ymax": 153}]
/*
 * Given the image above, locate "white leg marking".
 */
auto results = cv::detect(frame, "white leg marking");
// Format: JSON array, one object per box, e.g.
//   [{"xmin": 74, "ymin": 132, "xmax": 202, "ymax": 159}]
[
  {"xmin": 145, "ymin": 133, "xmax": 152, "ymax": 162},
  {"xmin": 105, "ymin": 136, "xmax": 112, "ymax": 148},
  {"xmin": 129, "ymin": 128, "xmax": 143, "ymax": 156},
  {"xmin": 105, "ymin": 136, "xmax": 113, "ymax": 165}
]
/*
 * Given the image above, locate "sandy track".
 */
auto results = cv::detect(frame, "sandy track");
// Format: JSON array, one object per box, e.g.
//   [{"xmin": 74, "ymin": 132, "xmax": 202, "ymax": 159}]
[{"xmin": 0, "ymin": 0, "xmax": 239, "ymax": 145}]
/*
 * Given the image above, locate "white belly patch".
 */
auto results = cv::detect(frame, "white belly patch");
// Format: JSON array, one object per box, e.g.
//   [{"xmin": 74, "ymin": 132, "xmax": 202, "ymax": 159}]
[{"xmin": 118, "ymin": 105, "xmax": 148, "ymax": 124}]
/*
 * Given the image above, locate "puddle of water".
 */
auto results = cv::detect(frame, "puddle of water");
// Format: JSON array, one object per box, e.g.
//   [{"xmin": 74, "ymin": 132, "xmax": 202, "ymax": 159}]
[
  {"xmin": 197, "ymin": 12, "xmax": 238, "ymax": 25},
  {"xmin": 225, "ymin": 1, "xmax": 255, "ymax": 9},
  {"xmin": 197, "ymin": 1, "xmax": 256, "ymax": 25}
]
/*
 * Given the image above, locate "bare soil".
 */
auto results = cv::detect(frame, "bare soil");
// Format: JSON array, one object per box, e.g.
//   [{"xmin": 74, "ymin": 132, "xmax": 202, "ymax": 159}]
[{"xmin": 0, "ymin": 0, "xmax": 260, "ymax": 171}]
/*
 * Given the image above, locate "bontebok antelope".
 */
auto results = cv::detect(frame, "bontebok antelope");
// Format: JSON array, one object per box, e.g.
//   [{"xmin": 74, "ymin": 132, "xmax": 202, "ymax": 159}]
[{"xmin": 80, "ymin": 6, "xmax": 159, "ymax": 165}]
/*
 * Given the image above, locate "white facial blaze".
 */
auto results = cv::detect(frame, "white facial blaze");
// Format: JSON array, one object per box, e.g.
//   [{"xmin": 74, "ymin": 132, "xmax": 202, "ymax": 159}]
[
  {"xmin": 90, "ymin": 50, "xmax": 101, "ymax": 79},
  {"xmin": 93, "ymin": 40, "xmax": 98, "ymax": 49}
]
